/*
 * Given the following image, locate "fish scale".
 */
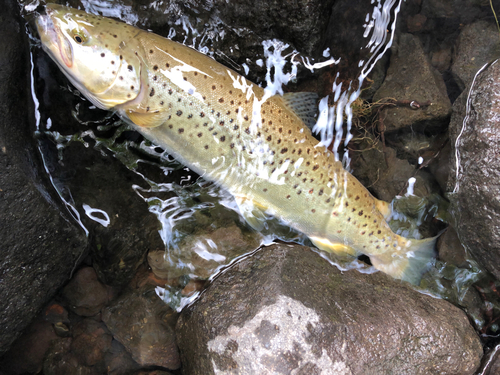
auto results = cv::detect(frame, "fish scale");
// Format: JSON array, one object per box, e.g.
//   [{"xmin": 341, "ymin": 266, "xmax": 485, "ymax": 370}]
[{"xmin": 36, "ymin": 4, "xmax": 437, "ymax": 284}]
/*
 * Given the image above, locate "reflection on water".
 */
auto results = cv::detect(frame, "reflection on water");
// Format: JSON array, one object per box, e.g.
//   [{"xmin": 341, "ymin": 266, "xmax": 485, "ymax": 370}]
[{"xmin": 19, "ymin": 0, "xmax": 498, "ymax": 337}]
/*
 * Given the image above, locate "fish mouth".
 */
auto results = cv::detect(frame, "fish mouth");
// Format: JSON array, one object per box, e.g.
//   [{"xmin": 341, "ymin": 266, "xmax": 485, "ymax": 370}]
[{"xmin": 36, "ymin": 7, "xmax": 73, "ymax": 68}]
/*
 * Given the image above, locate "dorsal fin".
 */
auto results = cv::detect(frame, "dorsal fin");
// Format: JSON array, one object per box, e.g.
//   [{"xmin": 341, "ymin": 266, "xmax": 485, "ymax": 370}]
[{"xmin": 282, "ymin": 92, "xmax": 319, "ymax": 129}]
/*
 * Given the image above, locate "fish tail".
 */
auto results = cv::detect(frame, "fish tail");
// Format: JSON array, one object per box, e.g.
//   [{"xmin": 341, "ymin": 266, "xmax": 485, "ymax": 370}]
[{"xmin": 371, "ymin": 236, "xmax": 437, "ymax": 285}]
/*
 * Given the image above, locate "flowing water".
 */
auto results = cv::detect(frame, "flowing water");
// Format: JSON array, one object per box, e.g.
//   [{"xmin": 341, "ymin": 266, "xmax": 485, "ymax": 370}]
[{"xmin": 18, "ymin": 0, "xmax": 500, "ymax": 347}]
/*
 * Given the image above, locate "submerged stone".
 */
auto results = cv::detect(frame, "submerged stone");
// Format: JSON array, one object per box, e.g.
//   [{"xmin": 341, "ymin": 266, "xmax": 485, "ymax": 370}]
[
  {"xmin": 177, "ymin": 243, "xmax": 482, "ymax": 375},
  {"xmin": 102, "ymin": 287, "xmax": 181, "ymax": 370},
  {"xmin": 62, "ymin": 267, "xmax": 110, "ymax": 317}
]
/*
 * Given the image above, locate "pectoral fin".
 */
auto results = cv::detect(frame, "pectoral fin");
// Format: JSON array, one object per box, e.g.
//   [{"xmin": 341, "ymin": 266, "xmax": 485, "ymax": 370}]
[
  {"xmin": 126, "ymin": 110, "xmax": 166, "ymax": 128},
  {"xmin": 309, "ymin": 236, "xmax": 359, "ymax": 257}
]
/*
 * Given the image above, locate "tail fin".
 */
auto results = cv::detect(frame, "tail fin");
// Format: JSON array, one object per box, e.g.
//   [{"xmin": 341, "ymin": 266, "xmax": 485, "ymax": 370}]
[{"xmin": 371, "ymin": 236, "xmax": 437, "ymax": 285}]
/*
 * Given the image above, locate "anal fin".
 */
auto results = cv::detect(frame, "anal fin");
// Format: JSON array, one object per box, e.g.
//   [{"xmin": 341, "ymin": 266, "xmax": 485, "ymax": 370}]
[
  {"xmin": 309, "ymin": 236, "xmax": 359, "ymax": 257},
  {"xmin": 234, "ymin": 196, "xmax": 269, "ymax": 231}
]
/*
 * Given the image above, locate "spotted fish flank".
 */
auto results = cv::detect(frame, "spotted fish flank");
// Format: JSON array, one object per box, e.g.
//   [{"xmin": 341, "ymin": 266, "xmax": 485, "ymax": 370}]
[{"xmin": 36, "ymin": 4, "xmax": 437, "ymax": 285}]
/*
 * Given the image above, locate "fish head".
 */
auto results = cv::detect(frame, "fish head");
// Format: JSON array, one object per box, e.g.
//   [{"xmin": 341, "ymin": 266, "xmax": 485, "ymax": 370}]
[{"xmin": 36, "ymin": 4, "xmax": 142, "ymax": 110}]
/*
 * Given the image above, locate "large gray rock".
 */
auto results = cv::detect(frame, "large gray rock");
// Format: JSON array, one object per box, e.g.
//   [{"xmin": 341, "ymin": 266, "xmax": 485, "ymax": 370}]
[
  {"xmin": 373, "ymin": 33, "xmax": 452, "ymax": 133},
  {"xmin": 177, "ymin": 243, "xmax": 482, "ymax": 375},
  {"xmin": 448, "ymin": 59, "xmax": 500, "ymax": 279},
  {"xmin": 0, "ymin": 0, "xmax": 87, "ymax": 355},
  {"xmin": 451, "ymin": 20, "xmax": 500, "ymax": 91}
]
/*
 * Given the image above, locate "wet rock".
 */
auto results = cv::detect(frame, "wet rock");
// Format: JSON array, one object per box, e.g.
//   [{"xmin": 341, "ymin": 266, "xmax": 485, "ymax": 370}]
[
  {"xmin": 71, "ymin": 319, "xmax": 113, "ymax": 368},
  {"xmin": 437, "ymin": 226, "xmax": 468, "ymax": 268},
  {"xmin": 451, "ymin": 20, "xmax": 500, "ymax": 90},
  {"xmin": 102, "ymin": 288, "xmax": 181, "ymax": 369},
  {"xmin": 373, "ymin": 33, "xmax": 452, "ymax": 133},
  {"xmin": 43, "ymin": 338, "xmax": 84, "ymax": 375},
  {"xmin": 215, "ymin": 0, "xmax": 335, "ymax": 56},
  {"xmin": 105, "ymin": 340, "xmax": 141, "ymax": 375},
  {"xmin": 0, "ymin": 319, "xmax": 58, "ymax": 374},
  {"xmin": 41, "ymin": 318, "xmax": 139, "ymax": 375},
  {"xmin": 0, "ymin": 0, "xmax": 87, "ymax": 354},
  {"xmin": 62, "ymin": 267, "xmax": 110, "ymax": 316},
  {"xmin": 177, "ymin": 243, "xmax": 483, "ymax": 375},
  {"xmin": 448, "ymin": 59, "xmax": 500, "ymax": 279},
  {"xmin": 350, "ymin": 140, "xmax": 438, "ymax": 202},
  {"xmin": 149, "ymin": 223, "xmax": 261, "ymax": 279},
  {"xmin": 420, "ymin": 0, "xmax": 489, "ymax": 24}
]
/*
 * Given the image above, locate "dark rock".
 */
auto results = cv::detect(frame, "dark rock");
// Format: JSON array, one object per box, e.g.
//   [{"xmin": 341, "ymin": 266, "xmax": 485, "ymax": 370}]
[
  {"xmin": 62, "ymin": 267, "xmax": 110, "ymax": 316},
  {"xmin": 0, "ymin": 320, "xmax": 58, "ymax": 374},
  {"xmin": 373, "ymin": 33, "xmax": 452, "ymax": 133},
  {"xmin": 451, "ymin": 20, "xmax": 500, "ymax": 91},
  {"xmin": 71, "ymin": 319, "xmax": 113, "ymax": 368},
  {"xmin": 41, "ymin": 318, "xmax": 139, "ymax": 375},
  {"xmin": 215, "ymin": 0, "xmax": 335, "ymax": 56},
  {"xmin": 350, "ymin": 139, "xmax": 438, "ymax": 202},
  {"xmin": 104, "ymin": 340, "xmax": 141, "ymax": 375},
  {"xmin": 177, "ymin": 243, "xmax": 482, "ymax": 375},
  {"xmin": 437, "ymin": 226, "xmax": 468, "ymax": 268},
  {"xmin": 448, "ymin": 59, "xmax": 500, "ymax": 279},
  {"xmin": 43, "ymin": 338, "xmax": 83, "ymax": 375},
  {"xmin": 420, "ymin": 0, "xmax": 489, "ymax": 24},
  {"xmin": 0, "ymin": 0, "xmax": 88, "ymax": 355},
  {"xmin": 102, "ymin": 288, "xmax": 181, "ymax": 369}
]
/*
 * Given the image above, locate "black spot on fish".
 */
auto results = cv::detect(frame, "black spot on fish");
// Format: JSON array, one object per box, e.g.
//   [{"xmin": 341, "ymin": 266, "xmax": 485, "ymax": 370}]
[
  {"xmin": 149, "ymin": 88, "xmax": 155, "ymax": 97},
  {"xmin": 101, "ymin": 53, "xmax": 105, "ymax": 57},
  {"xmin": 244, "ymin": 115, "xmax": 249, "ymax": 121},
  {"xmin": 160, "ymin": 101, "xmax": 164, "ymax": 105},
  {"xmin": 149, "ymin": 49, "xmax": 154, "ymax": 54},
  {"xmin": 219, "ymin": 121, "xmax": 224, "ymax": 126},
  {"xmin": 312, "ymin": 165, "xmax": 319, "ymax": 171},
  {"xmin": 176, "ymin": 110, "xmax": 182, "ymax": 116},
  {"xmin": 204, "ymin": 145, "xmax": 209, "ymax": 149},
  {"xmin": 127, "ymin": 65, "xmax": 133, "ymax": 71},
  {"xmin": 153, "ymin": 65, "xmax": 158, "ymax": 71},
  {"xmin": 358, "ymin": 211, "xmax": 363, "ymax": 216},
  {"xmin": 311, "ymin": 209, "xmax": 316, "ymax": 213},
  {"xmin": 377, "ymin": 230, "xmax": 382, "ymax": 234},
  {"xmin": 188, "ymin": 114, "xmax": 193, "ymax": 119},
  {"xmin": 179, "ymin": 128, "xmax": 184, "ymax": 133},
  {"xmin": 220, "ymin": 136, "xmax": 225, "ymax": 142},
  {"xmin": 245, "ymin": 128, "xmax": 250, "ymax": 134},
  {"xmin": 230, "ymin": 143, "xmax": 234, "ymax": 148},
  {"xmin": 219, "ymin": 98, "xmax": 224, "ymax": 103},
  {"xmin": 198, "ymin": 133, "xmax": 202, "ymax": 137},
  {"xmin": 233, "ymin": 125, "xmax": 239, "ymax": 130}
]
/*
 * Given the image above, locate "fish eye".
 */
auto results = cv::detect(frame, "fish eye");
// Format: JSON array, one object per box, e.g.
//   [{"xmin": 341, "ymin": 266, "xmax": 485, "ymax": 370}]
[{"xmin": 71, "ymin": 30, "xmax": 87, "ymax": 44}]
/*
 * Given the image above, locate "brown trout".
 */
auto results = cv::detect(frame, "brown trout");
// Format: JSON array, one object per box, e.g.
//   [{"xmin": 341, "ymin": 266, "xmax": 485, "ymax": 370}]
[{"xmin": 36, "ymin": 4, "xmax": 436, "ymax": 284}]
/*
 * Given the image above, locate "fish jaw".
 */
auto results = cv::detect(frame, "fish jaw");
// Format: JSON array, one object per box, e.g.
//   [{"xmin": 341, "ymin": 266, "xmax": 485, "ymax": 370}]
[{"xmin": 36, "ymin": 4, "xmax": 143, "ymax": 110}]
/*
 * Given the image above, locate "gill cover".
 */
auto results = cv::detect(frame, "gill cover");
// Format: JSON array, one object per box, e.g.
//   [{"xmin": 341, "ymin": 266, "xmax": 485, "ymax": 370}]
[{"xmin": 36, "ymin": 4, "xmax": 143, "ymax": 109}]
